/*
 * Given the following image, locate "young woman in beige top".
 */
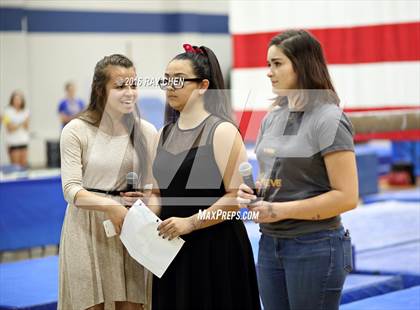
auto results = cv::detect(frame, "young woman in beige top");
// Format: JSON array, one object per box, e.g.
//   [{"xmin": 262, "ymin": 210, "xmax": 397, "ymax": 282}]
[{"xmin": 59, "ymin": 54, "xmax": 157, "ymax": 310}]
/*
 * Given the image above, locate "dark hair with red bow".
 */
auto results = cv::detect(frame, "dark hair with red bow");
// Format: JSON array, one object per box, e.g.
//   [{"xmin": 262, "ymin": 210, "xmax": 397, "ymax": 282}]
[
  {"xmin": 183, "ymin": 44, "xmax": 204, "ymax": 54},
  {"xmin": 164, "ymin": 44, "xmax": 233, "ymax": 125}
]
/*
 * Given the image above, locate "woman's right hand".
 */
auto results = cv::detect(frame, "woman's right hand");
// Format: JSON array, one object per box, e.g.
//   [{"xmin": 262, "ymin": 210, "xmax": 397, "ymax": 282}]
[
  {"xmin": 120, "ymin": 191, "xmax": 145, "ymax": 207},
  {"xmin": 237, "ymin": 181, "xmax": 262, "ymax": 207},
  {"xmin": 120, "ymin": 185, "xmax": 153, "ymax": 207},
  {"xmin": 105, "ymin": 204, "xmax": 128, "ymax": 234}
]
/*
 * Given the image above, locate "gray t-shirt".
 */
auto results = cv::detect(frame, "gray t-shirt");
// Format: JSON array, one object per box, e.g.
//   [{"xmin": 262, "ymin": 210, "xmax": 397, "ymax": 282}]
[{"xmin": 255, "ymin": 101, "xmax": 355, "ymax": 238}]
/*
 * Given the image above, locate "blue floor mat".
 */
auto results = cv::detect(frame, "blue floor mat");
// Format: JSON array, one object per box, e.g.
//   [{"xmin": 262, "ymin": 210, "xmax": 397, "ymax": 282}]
[
  {"xmin": 244, "ymin": 222, "xmax": 409, "ymax": 304},
  {"xmin": 340, "ymin": 285, "xmax": 420, "ymax": 310},
  {"xmin": 341, "ymin": 201, "xmax": 420, "ymax": 252},
  {"xmin": 0, "ymin": 256, "xmax": 58, "ymax": 310},
  {"xmin": 342, "ymin": 274, "xmax": 404, "ymax": 304},
  {"xmin": 355, "ymin": 241, "xmax": 420, "ymax": 287},
  {"xmin": 363, "ymin": 188, "xmax": 420, "ymax": 204}
]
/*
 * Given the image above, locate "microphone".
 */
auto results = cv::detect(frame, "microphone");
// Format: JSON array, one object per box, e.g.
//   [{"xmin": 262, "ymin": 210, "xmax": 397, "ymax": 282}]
[
  {"xmin": 126, "ymin": 172, "xmax": 139, "ymax": 192},
  {"xmin": 238, "ymin": 162, "xmax": 259, "ymax": 197}
]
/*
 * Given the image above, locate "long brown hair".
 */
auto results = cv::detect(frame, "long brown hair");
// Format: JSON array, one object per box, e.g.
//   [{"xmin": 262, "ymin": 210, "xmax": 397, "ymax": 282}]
[
  {"xmin": 9, "ymin": 91, "xmax": 26, "ymax": 110},
  {"xmin": 269, "ymin": 30, "xmax": 339, "ymax": 105},
  {"xmin": 79, "ymin": 54, "xmax": 149, "ymax": 183},
  {"xmin": 164, "ymin": 45, "xmax": 234, "ymax": 124}
]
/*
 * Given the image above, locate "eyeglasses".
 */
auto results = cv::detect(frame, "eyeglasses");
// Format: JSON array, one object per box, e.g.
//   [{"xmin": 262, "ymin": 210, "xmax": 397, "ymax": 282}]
[{"xmin": 158, "ymin": 77, "xmax": 203, "ymax": 90}]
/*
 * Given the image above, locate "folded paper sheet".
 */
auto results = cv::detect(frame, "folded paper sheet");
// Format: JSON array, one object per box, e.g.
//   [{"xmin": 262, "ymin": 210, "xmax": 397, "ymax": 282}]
[{"xmin": 120, "ymin": 200, "xmax": 185, "ymax": 278}]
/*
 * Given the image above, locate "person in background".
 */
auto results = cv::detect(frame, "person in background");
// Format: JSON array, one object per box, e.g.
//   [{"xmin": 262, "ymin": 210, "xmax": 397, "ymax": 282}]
[
  {"xmin": 3, "ymin": 90, "xmax": 30, "ymax": 167},
  {"xmin": 237, "ymin": 30, "xmax": 359, "ymax": 310},
  {"xmin": 58, "ymin": 81, "xmax": 85, "ymax": 127}
]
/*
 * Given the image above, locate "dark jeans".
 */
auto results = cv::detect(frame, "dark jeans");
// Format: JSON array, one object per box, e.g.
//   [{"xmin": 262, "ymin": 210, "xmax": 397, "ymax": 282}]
[{"xmin": 257, "ymin": 228, "xmax": 353, "ymax": 310}]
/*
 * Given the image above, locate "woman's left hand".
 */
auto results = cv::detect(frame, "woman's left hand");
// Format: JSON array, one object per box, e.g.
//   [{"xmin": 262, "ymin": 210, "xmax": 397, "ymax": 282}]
[
  {"xmin": 249, "ymin": 200, "xmax": 282, "ymax": 223},
  {"xmin": 157, "ymin": 217, "xmax": 195, "ymax": 240}
]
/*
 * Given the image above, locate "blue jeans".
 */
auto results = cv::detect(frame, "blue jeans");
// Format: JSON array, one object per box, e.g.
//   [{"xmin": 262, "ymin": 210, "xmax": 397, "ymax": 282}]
[{"xmin": 257, "ymin": 228, "xmax": 353, "ymax": 310}]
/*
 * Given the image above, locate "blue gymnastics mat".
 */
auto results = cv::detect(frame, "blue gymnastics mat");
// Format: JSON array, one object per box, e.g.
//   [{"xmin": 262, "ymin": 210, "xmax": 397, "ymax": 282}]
[
  {"xmin": 244, "ymin": 222, "xmax": 408, "ymax": 304},
  {"xmin": 341, "ymin": 285, "xmax": 420, "ymax": 310},
  {"xmin": 355, "ymin": 142, "xmax": 392, "ymax": 176},
  {"xmin": 0, "ymin": 175, "xmax": 67, "ymax": 251},
  {"xmin": 0, "ymin": 256, "xmax": 58, "ymax": 310},
  {"xmin": 342, "ymin": 274, "xmax": 404, "ymax": 304},
  {"xmin": 355, "ymin": 241, "xmax": 420, "ymax": 287},
  {"xmin": 341, "ymin": 201, "xmax": 420, "ymax": 253},
  {"xmin": 362, "ymin": 188, "xmax": 420, "ymax": 204}
]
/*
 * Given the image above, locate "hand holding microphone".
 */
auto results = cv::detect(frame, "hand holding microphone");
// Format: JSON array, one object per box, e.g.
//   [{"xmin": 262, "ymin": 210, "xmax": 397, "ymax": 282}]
[
  {"xmin": 120, "ymin": 172, "xmax": 153, "ymax": 207},
  {"xmin": 104, "ymin": 172, "xmax": 153, "ymax": 237},
  {"xmin": 237, "ymin": 162, "xmax": 279, "ymax": 222},
  {"xmin": 120, "ymin": 172, "xmax": 141, "ymax": 207},
  {"xmin": 238, "ymin": 162, "xmax": 262, "ymax": 206}
]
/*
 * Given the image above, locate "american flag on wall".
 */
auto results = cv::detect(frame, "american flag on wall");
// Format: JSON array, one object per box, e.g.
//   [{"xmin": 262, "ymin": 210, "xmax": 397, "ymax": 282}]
[{"xmin": 229, "ymin": 0, "xmax": 420, "ymax": 142}]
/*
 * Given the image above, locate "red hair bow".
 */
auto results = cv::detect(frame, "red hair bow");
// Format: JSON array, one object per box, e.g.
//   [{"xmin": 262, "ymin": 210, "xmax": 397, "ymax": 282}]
[{"xmin": 183, "ymin": 44, "xmax": 203, "ymax": 54}]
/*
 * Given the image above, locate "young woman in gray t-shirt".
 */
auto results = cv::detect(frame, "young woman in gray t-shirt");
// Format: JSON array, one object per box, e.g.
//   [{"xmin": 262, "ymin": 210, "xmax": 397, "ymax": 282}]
[{"xmin": 237, "ymin": 29, "xmax": 358, "ymax": 310}]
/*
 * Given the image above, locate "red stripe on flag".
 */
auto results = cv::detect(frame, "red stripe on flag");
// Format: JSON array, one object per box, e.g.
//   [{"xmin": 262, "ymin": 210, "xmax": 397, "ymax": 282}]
[
  {"xmin": 233, "ymin": 22, "xmax": 420, "ymax": 68},
  {"xmin": 354, "ymin": 129, "xmax": 420, "ymax": 142},
  {"xmin": 344, "ymin": 106, "xmax": 420, "ymax": 113}
]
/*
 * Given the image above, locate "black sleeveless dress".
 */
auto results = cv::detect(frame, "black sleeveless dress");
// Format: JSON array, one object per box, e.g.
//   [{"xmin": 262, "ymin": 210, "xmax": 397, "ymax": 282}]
[{"xmin": 152, "ymin": 115, "xmax": 261, "ymax": 310}]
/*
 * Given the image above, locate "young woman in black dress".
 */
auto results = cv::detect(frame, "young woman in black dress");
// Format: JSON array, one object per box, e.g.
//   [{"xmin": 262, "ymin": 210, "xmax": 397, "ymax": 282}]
[{"xmin": 151, "ymin": 44, "xmax": 261, "ymax": 310}]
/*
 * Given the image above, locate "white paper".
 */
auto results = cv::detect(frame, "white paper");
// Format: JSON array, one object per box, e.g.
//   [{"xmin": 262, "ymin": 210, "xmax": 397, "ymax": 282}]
[{"xmin": 119, "ymin": 200, "xmax": 185, "ymax": 278}]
